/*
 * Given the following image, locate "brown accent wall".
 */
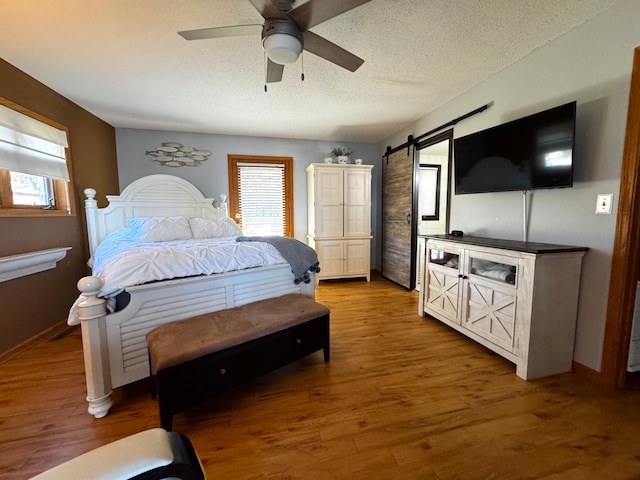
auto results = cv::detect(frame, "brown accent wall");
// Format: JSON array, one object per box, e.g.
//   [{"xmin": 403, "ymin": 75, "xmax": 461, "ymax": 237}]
[{"xmin": 0, "ymin": 59, "xmax": 119, "ymax": 354}]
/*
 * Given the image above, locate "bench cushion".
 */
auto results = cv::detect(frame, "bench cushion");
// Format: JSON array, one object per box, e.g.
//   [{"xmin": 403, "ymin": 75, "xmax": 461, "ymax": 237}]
[{"xmin": 147, "ymin": 294, "xmax": 329, "ymax": 370}]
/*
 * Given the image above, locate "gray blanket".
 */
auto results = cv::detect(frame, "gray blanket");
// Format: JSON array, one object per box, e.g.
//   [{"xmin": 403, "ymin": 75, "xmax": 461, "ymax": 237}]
[{"xmin": 236, "ymin": 236, "xmax": 320, "ymax": 284}]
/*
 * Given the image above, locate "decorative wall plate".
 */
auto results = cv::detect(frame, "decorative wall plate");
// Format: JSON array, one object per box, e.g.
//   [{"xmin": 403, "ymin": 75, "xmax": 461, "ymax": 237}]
[{"xmin": 146, "ymin": 142, "xmax": 211, "ymax": 167}]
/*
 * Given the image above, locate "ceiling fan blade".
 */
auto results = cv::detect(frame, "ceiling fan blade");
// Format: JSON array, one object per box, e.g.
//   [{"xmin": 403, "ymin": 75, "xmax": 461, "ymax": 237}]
[
  {"xmin": 302, "ymin": 31, "xmax": 364, "ymax": 72},
  {"xmin": 289, "ymin": 0, "xmax": 372, "ymax": 30},
  {"xmin": 266, "ymin": 59, "xmax": 285, "ymax": 83},
  {"xmin": 247, "ymin": 0, "xmax": 287, "ymax": 19},
  {"xmin": 178, "ymin": 24, "xmax": 263, "ymax": 41}
]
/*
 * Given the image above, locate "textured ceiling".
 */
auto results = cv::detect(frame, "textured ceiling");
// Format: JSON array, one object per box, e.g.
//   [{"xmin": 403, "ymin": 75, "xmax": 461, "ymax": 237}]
[{"xmin": 1, "ymin": 0, "xmax": 621, "ymax": 143}]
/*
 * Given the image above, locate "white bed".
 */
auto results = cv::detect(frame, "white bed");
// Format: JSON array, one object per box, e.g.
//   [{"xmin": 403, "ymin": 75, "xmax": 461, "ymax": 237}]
[{"xmin": 72, "ymin": 174, "xmax": 315, "ymax": 419}]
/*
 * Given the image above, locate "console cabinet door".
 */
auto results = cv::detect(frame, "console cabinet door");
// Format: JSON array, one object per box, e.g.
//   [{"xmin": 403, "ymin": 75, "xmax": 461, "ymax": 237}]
[
  {"xmin": 461, "ymin": 251, "xmax": 519, "ymax": 352},
  {"xmin": 462, "ymin": 277, "xmax": 517, "ymax": 352},
  {"xmin": 424, "ymin": 242, "xmax": 463, "ymax": 324}
]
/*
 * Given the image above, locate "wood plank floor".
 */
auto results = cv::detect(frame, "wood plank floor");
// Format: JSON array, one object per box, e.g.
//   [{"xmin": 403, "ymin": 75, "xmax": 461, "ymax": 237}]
[{"xmin": 2, "ymin": 275, "xmax": 640, "ymax": 479}]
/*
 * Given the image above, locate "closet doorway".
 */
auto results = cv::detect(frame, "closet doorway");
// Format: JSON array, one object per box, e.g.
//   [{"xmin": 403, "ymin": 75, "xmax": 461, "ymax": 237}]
[
  {"xmin": 415, "ymin": 131, "xmax": 453, "ymax": 289},
  {"xmin": 381, "ymin": 130, "xmax": 452, "ymax": 290}
]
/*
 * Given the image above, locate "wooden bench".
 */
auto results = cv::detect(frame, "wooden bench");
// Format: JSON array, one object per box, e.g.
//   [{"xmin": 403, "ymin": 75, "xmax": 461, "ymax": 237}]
[{"xmin": 146, "ymin": 294, "xmax": 330, "ymax": 430}]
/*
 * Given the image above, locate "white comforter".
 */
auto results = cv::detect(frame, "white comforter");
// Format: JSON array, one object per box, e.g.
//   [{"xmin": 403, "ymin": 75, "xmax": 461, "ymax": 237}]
[
  {"xmin": 67, "ymin": 229, "xmax": 286, "ymax": 325},
  {"xmin": 91, "ymin": 228, "xmax": 286, "ymax": 298}
]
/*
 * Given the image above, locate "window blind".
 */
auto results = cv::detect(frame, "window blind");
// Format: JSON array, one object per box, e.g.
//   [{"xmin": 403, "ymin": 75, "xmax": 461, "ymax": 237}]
[
  {"xmin": 0, "ymin": 104, "xmax": 70, "ymax": 181},
  {"xmin": 237, "ymin": 163, "xmax": 285, "ymax": 236}
]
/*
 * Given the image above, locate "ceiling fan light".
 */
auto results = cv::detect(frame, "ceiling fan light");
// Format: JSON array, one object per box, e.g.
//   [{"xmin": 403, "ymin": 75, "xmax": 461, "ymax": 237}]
[{"xmin": 263, "ymin": 33, "xmax": 302, "ymax": 65}]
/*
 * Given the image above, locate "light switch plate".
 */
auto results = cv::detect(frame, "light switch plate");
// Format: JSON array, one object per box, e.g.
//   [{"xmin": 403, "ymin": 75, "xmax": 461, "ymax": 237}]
[{"xmin": 596, "ymin": 194, "xmax": 613, "ymax": 214}]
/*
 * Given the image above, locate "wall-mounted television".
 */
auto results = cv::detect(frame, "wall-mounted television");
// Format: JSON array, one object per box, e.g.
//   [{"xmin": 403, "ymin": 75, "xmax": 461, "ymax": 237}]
[{"xmin": 454, "ymin": 101, "xmax": 576, "ymax": 195}]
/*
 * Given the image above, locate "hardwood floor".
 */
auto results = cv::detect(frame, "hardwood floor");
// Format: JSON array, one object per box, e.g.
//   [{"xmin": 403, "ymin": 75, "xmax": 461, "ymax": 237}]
[{"xmin": 2, "ymin": 275, "xmax": 640, "ymax": 479}]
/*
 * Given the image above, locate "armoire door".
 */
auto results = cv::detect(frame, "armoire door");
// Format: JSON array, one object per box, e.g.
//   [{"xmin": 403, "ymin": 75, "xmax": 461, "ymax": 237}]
[
  {"xmin": 344, "ymin": 168, "xmax": 371, "ymax": 237},
  {"xmin": 382, "ymin": 145, "xmax": 414, "ymax": 289},
  {"xmin": 314, "ymin": 167, "xmax": 344, "ymax": 238}
]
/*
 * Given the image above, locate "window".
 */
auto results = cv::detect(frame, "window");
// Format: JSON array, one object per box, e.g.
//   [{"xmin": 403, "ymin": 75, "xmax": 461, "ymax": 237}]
[
  {"xmin": 228, "ymin": 155, "xmax": 293, "ymax": 237},
  {"xmin": 0, "ymin": 97, "xmax": 74, "ymax": 216}
]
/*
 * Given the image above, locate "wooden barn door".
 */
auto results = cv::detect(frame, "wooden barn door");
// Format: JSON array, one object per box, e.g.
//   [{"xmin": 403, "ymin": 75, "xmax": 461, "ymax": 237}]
[{"xmin": 382, "ymin": 145, "xmax": 416, "ymax": 289}]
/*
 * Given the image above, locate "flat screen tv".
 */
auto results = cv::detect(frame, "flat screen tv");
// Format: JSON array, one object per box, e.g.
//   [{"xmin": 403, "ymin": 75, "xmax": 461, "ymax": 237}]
[{"xmin": 454, "ymin": 101, "xmax": 576, "ymax": 195}]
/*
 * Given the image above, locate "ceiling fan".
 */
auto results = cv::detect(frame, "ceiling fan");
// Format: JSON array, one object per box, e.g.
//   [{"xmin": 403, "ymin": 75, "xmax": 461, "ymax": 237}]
[{"xmin": 178, "ymin": 0, "xmax": 372, "ymax": 84}]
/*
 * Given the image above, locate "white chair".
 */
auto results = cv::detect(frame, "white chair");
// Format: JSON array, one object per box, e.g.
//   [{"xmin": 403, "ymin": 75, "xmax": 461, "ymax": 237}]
[{"xmin": 30, "ymin": 428, "xmax": 205, "ymax": 480}]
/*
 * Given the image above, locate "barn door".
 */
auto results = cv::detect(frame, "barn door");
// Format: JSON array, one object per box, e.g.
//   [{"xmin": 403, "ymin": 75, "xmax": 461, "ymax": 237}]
[{"xmin": 382, "ymin": 145, "xmax": 416, "ymax": 289}]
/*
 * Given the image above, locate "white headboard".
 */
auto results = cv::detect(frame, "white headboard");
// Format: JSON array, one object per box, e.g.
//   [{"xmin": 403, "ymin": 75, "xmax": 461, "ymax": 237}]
[{"xmin": 84, "ymin": 174, "xmax": 228, "ymax": 256}]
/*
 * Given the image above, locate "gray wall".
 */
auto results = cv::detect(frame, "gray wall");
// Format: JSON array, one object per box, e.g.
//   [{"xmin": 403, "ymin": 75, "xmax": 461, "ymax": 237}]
[
  {"xmin": 378, "ymin": 0, "xmax": 640, "ymax": 372},
  {"xmin": 115, "ymin": 129, "xmax": 380, "ymax": 264}
]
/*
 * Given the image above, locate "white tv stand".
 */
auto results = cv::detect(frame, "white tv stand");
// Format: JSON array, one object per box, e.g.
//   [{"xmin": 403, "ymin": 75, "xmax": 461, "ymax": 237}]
[{"xmin": 419, "ymin": 235, "xmax": 587, "ymax": 380}]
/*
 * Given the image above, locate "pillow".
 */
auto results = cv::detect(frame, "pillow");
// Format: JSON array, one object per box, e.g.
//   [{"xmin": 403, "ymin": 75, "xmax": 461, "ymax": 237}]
[
  {"xmin": 127, "ymin": 216, "xmax": 193, "ymax": 243},
  {"xmin": 189, "ymin": 217, "xmax": 242, "ymax": 239}
]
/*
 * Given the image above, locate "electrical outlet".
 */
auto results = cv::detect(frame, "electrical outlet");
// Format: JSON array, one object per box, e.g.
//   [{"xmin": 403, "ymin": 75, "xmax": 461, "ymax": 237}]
[{"xmin": 596, "ymin": 194, "xmax": 613, "ymax": 214}]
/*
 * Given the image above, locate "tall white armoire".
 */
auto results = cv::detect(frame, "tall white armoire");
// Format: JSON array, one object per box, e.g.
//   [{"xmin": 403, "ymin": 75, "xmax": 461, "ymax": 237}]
[{"xmin": 306, "ymin": 163, "xmax": 373, "ymax": 281}]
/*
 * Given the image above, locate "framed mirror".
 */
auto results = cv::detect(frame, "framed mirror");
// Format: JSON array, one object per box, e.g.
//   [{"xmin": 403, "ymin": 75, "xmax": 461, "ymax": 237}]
[{"xmin": 418, "ymin": 164, "xmax": 441, "ymax": 221}]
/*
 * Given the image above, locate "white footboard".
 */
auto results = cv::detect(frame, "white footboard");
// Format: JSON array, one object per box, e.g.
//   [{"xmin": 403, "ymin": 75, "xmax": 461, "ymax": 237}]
[{"xmin": 77, "ymin": 265, "xmax": 315, "ymax": 418}]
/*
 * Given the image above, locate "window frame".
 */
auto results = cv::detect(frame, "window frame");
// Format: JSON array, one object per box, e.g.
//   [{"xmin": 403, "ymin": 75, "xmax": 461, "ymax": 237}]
[
  {"xmin": 227, "ymin": 154, "xmax": 294, "ymax": 237},
  {"xmin": 0, "ymin": 96, "xmax": 75, "ymax": 217}
]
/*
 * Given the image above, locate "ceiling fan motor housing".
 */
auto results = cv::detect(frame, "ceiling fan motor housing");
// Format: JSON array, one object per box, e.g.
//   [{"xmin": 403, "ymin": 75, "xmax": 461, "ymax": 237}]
[
  {"xmin": 262, "ymin": 19, "xmax": 303, "ymax": 65},
  {"xmin": 178, "ymin": 0, "xmax": 371, "ymax": 78}
]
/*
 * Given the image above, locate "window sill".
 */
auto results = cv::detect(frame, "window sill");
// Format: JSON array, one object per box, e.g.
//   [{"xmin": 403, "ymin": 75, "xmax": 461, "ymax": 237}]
[
  {"xmin": 0, "ymin": 209, "xmax": 75, "ymax": 217},
  {"xmin": 0, "ymin": 247, "xmax": 72, "ymax": 282}
]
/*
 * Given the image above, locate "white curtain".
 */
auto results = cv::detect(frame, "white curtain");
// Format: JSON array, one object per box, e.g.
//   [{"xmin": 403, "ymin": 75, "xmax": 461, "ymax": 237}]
[{"xmin": 0, "ymin": 104, "xmax": 70, "ymax": 181}]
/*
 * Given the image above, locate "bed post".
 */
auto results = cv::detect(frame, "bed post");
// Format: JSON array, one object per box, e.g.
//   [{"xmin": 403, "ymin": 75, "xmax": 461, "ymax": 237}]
[
  {"xmin": 219, "ymin": 194, "xmax": 228, "ymax": 217},
  {"xmin": 77, "ymin": 276, "xmax": 113, "ymax": 418},
  {"xmin": 84, "ymin": 188, "xmax": 100, "ymax": 257}
]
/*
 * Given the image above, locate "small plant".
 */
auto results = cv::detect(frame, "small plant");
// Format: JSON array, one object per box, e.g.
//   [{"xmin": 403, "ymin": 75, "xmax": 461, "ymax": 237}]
[{"xmin": 330, "ymin": 147, "xmax": 352, "ymax": 158}]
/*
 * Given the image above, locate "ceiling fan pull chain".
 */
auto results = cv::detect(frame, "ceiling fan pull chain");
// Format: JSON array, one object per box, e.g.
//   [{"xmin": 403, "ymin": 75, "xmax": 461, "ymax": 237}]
[
  {"xmin": 264, "ymin": 51, "xmax": 268, "ymax": 92},
  {"xmin": 301, "ymin": 51, "xmax": 305, "ymax": 82}
]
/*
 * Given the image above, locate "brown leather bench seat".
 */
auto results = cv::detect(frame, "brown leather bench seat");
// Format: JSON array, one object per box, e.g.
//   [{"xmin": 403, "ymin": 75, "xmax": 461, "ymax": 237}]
[{"xmin": 146, "ymin": 294, "xmax": 330, "ymax": 430}]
